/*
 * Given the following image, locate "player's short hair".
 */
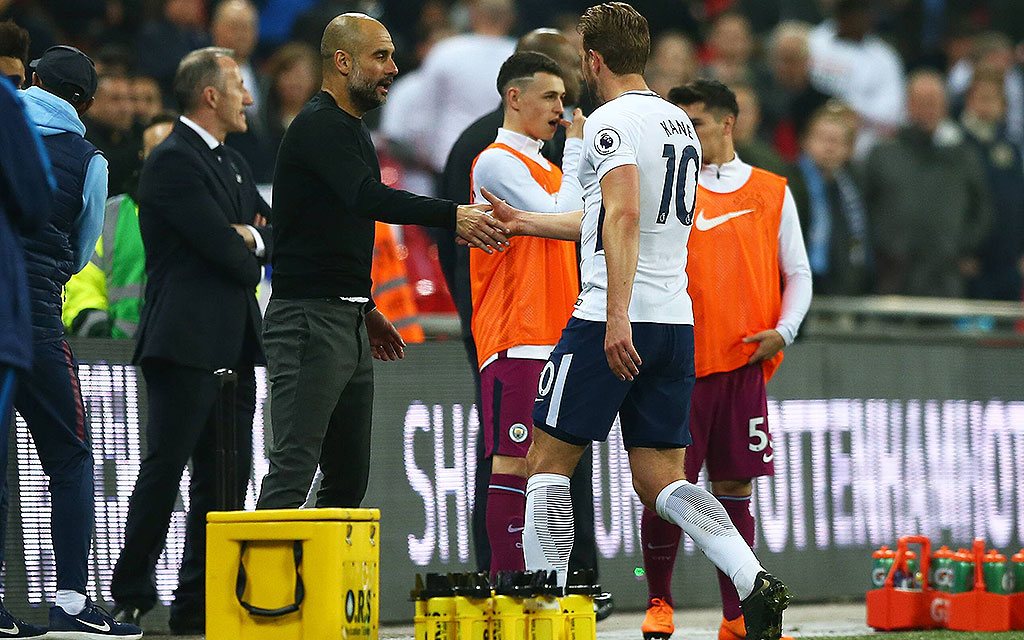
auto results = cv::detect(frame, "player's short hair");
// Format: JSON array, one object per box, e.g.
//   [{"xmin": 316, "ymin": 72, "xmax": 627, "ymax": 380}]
[
  {"xmin": 577, "ymin": 2, "xmax": 650, "ymax": 75},
  {"xmin": 668, "ymin": 79, "xmax": 739, "ymax": 119},
  {"xmin": 496, "ymin": 51, "xmax": 564, "ymax": 103}
]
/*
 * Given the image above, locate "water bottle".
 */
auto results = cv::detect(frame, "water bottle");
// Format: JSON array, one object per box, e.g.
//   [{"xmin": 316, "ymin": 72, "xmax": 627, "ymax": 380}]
[
  {"xmin": 981, "ymin": 549, "xmax": 1010, "ymax": 595},
  {"xmin": 871, "ymin": 545, "xmax": 896, "ymax": 588}
]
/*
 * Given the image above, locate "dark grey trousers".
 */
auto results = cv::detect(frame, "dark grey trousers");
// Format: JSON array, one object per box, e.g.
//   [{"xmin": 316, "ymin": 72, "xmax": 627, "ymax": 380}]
[{"xmin": 256, "ymin": 298, "xmax": 373, "ymax": 509}]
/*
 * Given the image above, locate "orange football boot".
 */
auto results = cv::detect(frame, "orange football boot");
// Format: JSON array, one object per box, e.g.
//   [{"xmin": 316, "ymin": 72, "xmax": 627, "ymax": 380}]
[
  {"xmin": 641, "ymin": 598, "xmax": 674, "ymax": 640},
  {"xmin": 719, "ymin": 615, "xmax": 794, "ymax": 640}
]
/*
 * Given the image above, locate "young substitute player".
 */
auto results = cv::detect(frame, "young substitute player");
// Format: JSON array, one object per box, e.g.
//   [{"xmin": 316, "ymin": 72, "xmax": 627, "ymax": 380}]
[
  {"xmin": 639, "ymin": 80, "xmax": 812, "ymax": 640},
  {"xmin": 479, "ymin": 5, "xmax": 792, "ymax": 639},
  {"xmin": 469, "ymin": 50, "xmax": 585, "ymax": 579}
]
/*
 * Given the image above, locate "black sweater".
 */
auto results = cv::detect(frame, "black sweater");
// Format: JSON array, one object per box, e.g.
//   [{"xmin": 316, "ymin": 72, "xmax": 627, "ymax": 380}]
[{"xmin": 270, "ymin": 91, "xmax": 457, "ymax": 299}]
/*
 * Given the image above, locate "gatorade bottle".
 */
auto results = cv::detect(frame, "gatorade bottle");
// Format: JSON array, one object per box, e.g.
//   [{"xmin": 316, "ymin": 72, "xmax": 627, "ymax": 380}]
[
  {"xmin": 982, "ymin": 550, "xmax": 1010, "ymax": 595},
  {"xmin": 525, "ymin": 570, "xmax": 564, "ymax": 640},
  {"xmin": 1012, "ymin": 549, "xmax": 1024, "ymax": 593},
  {"xmin": 872, "ymin": 546, "xmax": 896, "ymax": 588},
  {"xmin": 412, "ymin": 574, "xmax": 429, "ymax": 640},
  {"xmin": 492, "ymin": 571, "xmax": 530, "ymax": 640},
  {"xmin": 951, "ymin": 548, "xmax": 974, "ymax": 594},
  {"xmin": 562, "ymin": 570, "xmax": 598, "ymax": 640},
  {"xmin": 452, "ymin": 573, "xmax": 492, "ymax": 640},
  {"xmin": 931, "ymin": 546, "xmax": 955, "ymax": 592},
  {"xmin": 425, "ymin": 573, "xmax": 457, "ymax": 640}
]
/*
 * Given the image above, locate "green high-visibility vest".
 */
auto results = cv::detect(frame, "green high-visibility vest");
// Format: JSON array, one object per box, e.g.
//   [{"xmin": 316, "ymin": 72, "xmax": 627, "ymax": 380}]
[{"xmin": 103, "ymin": 194, "xmax": 146, "ymax": 338}]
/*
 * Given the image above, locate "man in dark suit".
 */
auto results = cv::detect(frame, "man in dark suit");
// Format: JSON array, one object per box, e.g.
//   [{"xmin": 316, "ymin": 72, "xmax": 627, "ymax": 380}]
[
  {"xmin": 110, "ymin": 46, "xmax": 271, "ymax": 635},
  {"xmin": 437, "ymin": 29, "xmax": 609, "ymax": 616}
]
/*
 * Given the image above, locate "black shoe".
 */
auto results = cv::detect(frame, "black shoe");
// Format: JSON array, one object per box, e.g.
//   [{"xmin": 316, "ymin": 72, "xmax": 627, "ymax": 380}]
[
  {"xmin": 110, "ymin": 604, "xmax": 143, "ymax": 626},
  {"xmin": 0, "ymin": 604, "xmax": 46, "ymax": 638},
  {"xmin": 740, "ymin": 571, "xmax": 791, "ymax": 640},
  {"xmin": 594, "ymin": 592, "xmax": 614, "ymax": 621},
  {"xmin": 168, "ymin": 612, "xmax": 204, "ymax": 635}
]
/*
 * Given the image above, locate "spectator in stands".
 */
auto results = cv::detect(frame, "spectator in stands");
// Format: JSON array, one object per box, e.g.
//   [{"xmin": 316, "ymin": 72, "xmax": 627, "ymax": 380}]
[
  {"xmin": 947, "ymin": 31, "xmax": 1024, "ymax": 147},
  {"xmin": 379, "ymin": 26, "xmax": 452, "ymax": 196},
  {"xmin": 93, "ymin": 44, "xmax": 134, "ymax": 77},
  {"xmin": 0, "ymin": 20, "xmax": 29, "ymax": 87},
  {"xmin": 215, "ymin": 0, "xmax": 273, "ymax": 181},
  {"xmin": 731, "ymin": 84, "xmax": 792, "ymax": 178},
  {"xmin": 959, "ymin": 70, "xmax": 1024, "ymax": 300},
  {"xmin": 645, "ymin": 31, "xmax": 698, "ymax": 98},
  {"xmin": 703, "ymin": 11, "xmax": 757, "ymax": 86},
  {"xmin": 63, "ymin": 112, "xmax": 177, "ymax": 338},
  {"xmin": 84, "ymin": 74, "xmax": 141, "ymax": 195},
  {"xmin": 406, "ymin": 0, "xmax": 516, "ymax": 174},
  {"xmin": 259, "ymin": 42, "xmax": 321, "ymax": 169},
  {"xmin": 211, "ymin": 0, "xmax": 266, "ymax": 116},
  {"xmin": 135, "ymin": 0, "xmax": 210, "ymax": 101},
  {"xmin": 808, "ymin": 0, "xmax": 906, "ymax": 158},
  {"xmin": 131, "ymin": 74, "xmax": 163, "ymax": 126},
  {"xmin": 864, "ymin": 70, "xmax": 992, "ymax": 297},
  {"xmin": 760, "ymin": 20, "xmax": 830, "ymax": 162},
  {"xmin": 795, "ymin": 102, "xmax": 871, "ymax": 295}
]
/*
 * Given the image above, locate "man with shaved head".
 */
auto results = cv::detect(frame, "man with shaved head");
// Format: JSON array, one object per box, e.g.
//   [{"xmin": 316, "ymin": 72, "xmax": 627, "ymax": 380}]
[{"xmin": 255, "ymin": 14, "xmax": 508, "ymax": 513}]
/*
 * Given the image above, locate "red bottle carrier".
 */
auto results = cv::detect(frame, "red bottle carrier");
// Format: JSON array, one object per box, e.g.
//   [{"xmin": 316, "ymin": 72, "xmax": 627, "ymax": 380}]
[
  {"xmin": 867, "ymin": 535, "xmax": 1021, "ymax": 631},
  {"xmin": 1013, "ymin": 550, "xmax": 1024, "ymax": 629}
]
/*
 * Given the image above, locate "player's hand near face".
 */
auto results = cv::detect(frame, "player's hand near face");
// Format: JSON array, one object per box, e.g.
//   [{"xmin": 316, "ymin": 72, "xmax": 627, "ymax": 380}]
[
  {"xmin": 456, "ymin": 203, "xmax": 509, "ymax": 254},
  {"xmin": 743, "ymin": 329, "xmax": 785, "ymax": 364},
  {"xmin": 366, "ymin": 308, "xmax": 405, "ymax": 361},
  {"xmin": 561, "ymin": 107, "xmax": 586, "ymax": 139},
  {"xmin": 605, "ymin": 314, "xmax": 642, "ymax": 381}
]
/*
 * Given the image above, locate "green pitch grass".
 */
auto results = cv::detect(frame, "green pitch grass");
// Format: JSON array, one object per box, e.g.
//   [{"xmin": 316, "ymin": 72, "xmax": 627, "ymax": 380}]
[{"xmin": 801, "ymin": 633, "xmax": 1024, "ymax": 640}]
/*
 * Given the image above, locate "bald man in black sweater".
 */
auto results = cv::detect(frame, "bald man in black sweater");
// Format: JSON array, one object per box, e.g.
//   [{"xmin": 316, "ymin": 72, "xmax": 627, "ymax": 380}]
[{"xmin": 257, "ymin": 13, "xmax": 507, "ymax": 510}]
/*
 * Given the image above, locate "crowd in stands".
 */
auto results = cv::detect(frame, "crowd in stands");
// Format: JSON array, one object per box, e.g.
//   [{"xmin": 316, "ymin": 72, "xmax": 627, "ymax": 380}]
[{"xmin": 2, "ymin": 0, "xmax": 1023, "ymax": 303}]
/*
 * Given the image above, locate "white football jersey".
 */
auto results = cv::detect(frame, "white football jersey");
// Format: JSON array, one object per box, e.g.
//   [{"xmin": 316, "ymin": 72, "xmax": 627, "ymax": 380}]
[{"xmin": 574, "ymin": 91, "xmax": 701, "ymax": 324}]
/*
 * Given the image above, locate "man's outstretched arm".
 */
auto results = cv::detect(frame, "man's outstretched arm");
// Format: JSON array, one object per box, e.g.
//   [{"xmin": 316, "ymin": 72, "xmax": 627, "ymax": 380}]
[{"xmin": 479, "ymin": 187, "xmax": 583, "ymax": 241}]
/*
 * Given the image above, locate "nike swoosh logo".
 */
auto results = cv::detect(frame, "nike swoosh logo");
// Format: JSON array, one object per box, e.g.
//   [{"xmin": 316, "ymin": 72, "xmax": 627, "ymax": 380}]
[
  {"xmin": 508, "ymin": 525, "xmax": 525, "ymax": 533},
  {"xmin": 0, "ymin": 622, "xmax": 19, "ymax": 635},
  {"xmin": 647, "ymin": 542, "xmax": 676, "ymax": 550},
  {"xmin": 694, "ymin": 209, "xmax": 754, "ymax": 231},
  {"xmin": 76, "ymin": 619, "xmax": 111, "ymax": 632}
]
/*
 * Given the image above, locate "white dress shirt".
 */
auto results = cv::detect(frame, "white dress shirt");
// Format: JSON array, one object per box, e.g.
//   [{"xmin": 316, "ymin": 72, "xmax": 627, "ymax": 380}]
[
  {"xmin": 178, "ymin": 115, "xmax": 265, "ymax": 258},
  {"xmin": 698, "ymin": 154, "xmax": 813, "ymax": 345}
]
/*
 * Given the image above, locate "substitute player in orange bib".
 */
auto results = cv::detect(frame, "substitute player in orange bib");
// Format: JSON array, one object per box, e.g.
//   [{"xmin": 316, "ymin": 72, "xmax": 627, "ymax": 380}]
[
  {"xmin": 469, "ymin": 51, "xmax": 584, "ymax": 579},
  {"xmin": 639, "ymin": 79, "xmax": 812, "ymax": 640}
]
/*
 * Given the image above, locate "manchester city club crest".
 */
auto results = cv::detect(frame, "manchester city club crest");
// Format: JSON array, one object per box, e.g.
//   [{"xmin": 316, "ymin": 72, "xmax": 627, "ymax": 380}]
[
  {"xmin": 595, "ymin": 128, "xmax": 621, "ymax": 155},
  {"xmin": 508, "ymin": 423, "xmax": 529, "ymax": 443}
]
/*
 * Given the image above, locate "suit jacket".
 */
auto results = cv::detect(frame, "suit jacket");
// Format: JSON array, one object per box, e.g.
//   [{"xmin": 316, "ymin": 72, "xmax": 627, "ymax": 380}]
[{"xmin": 134, "ymin": 121, "xmax": 272, "ymax": 370}]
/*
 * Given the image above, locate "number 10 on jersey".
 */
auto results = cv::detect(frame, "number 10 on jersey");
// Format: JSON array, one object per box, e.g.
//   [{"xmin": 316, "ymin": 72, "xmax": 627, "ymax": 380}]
[{"xmin": 658, "ymin": 144, "xmax": 699, "ymax": 226}]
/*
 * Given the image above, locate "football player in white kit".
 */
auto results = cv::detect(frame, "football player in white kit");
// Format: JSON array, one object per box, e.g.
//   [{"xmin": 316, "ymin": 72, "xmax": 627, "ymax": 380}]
[{"xmin": 478, "ymin": 4, "xmax": 790, "ymax": 638}]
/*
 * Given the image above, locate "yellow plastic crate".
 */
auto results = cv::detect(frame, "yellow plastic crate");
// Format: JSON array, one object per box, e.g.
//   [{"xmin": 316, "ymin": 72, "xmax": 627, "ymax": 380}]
[{"xmin": 206, "ymin": 508, "xmax": 380, "ymax": 640}]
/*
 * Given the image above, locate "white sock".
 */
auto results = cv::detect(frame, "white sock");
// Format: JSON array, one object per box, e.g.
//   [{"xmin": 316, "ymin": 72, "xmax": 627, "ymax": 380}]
[
  {"xmin": 656, "ymin": 479, "xmax": 764, "ymax": 600},
  {"xmin": 523, "ymin": 473, "xmax": 573, "ymax": 589},
  {"xmin": 56, "ymin": 590, "xmax": 87, "ymax": 615}
]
